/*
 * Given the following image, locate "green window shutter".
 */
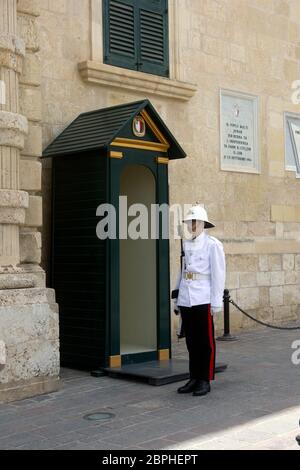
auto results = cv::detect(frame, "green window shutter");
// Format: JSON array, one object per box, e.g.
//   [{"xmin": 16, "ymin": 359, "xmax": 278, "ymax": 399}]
[
  {"xmin": 103, "ymin": 0, "xmax": 137, "ymax": 71},
  {"xmin": 103, "ymin": 0, "xmax": 169, "ymax": 77},
  {"xmin": 138, "ymin": 0, "xmax": 169, "ymax": 77}
]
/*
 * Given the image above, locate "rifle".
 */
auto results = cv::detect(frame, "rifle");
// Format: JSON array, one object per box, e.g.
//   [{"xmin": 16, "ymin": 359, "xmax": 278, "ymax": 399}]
[
  {"xmin": 171, "ymin": 218, "xmax": 185, "ymax": 339},
  {"xmin": 171, "ymin": 237, "xmax": 184, "ymax": 299}
]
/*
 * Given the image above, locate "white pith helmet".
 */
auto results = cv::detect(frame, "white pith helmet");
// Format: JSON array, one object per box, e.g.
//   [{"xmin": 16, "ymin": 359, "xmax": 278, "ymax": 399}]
[{"xmin": 182, "ymin": 205, "xmax": 215, "ymax": 229}]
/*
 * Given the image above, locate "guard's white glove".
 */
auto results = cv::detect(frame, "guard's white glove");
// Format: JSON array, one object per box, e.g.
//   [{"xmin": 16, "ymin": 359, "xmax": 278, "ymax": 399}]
[
  {"xmin": 211, "ymin": 306, "xmax": 222, "ymax": 316},
  {"xmin": 173, "ymin": 299, "xmax": 180, "ymax": 315}
]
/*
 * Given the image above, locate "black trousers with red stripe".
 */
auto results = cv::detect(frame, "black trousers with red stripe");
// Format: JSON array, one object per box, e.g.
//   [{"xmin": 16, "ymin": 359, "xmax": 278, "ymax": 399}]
[{"xmin": 180, "ymin": 304, "xmax": 216, "ymax": 382}]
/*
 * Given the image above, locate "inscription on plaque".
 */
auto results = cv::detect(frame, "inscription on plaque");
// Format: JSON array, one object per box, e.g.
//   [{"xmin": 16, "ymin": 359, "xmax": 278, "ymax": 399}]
[{"xmin": 221, "ymin": 91, "xmax": 259, "ymax": 173}]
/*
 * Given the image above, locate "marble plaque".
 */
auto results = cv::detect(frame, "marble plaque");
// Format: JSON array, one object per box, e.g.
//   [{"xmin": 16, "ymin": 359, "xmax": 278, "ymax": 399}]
[{"xmin": 221, "ymin": 91, "xmax": 259, "ymax": 173}]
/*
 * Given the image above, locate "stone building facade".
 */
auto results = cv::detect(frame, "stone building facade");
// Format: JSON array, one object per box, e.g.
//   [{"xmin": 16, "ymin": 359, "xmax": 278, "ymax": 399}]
[{"xmin": 1, "ymin": 0, "xmax": 300, "ymax": 401}]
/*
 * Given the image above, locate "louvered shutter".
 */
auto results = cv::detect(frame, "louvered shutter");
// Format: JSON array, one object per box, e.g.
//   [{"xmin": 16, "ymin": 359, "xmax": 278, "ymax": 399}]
[
  {"xmin": 138, "ymin": 0, "xmax": 169, "ymax": 77},
  {"xmin": 103, "ymin": 0, "xmax": 137, "ymax": 71},
  {"xmin": 103, "ymin": 0, "xmax": 169, "ymax": 77}
]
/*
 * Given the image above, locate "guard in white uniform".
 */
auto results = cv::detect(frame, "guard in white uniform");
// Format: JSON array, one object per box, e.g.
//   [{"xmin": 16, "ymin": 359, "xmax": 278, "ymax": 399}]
[{"xmin": 173, "ymin": 205, "xmax": 226, "ymax": 396}]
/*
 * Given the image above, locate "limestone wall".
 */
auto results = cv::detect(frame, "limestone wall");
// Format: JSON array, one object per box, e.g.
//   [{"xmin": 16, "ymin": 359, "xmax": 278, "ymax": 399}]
[{"xmin": 38, "ymin": 0, "xmax": 300, "ymax": 337}]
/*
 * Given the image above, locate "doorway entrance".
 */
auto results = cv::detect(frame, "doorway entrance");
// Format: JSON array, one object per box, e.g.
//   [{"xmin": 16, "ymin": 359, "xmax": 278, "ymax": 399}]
[{"xmin": 120, "ymin": 164, "xmax": 157, "ymax": 356}]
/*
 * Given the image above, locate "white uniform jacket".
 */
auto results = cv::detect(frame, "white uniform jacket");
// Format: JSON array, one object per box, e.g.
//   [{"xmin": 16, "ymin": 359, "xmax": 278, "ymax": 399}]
[{"xmin": 175, "ymin": 231, "xmax": 226, "ymax": 309}]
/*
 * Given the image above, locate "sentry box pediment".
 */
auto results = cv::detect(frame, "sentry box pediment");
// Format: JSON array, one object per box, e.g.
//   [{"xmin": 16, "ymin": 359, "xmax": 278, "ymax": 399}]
[
  {"xmin": 43, "ymin": 100, "xmax": 186, "ymax": 372},
  {"xmin": 43, "ymin": 99, "xmax": 185, "ymax": 159}
]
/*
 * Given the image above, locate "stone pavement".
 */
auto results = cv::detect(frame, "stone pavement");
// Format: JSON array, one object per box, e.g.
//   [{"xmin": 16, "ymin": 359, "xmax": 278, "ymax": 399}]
[{"xmin": 0, "ymin": 327, "xmax": 300, "ymax": 450}]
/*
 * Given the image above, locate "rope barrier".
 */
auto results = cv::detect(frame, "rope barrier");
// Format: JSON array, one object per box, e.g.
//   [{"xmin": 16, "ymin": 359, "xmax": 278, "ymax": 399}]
[{"xmin": 230, "ymin": 298, "xmax": 300, "ymax": 331}]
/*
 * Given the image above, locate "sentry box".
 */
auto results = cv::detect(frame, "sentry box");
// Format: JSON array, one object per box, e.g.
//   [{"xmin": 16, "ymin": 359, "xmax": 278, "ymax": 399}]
[{"xmin": 42, "ymin": 100, "xmax": 186, "ymax": 373}]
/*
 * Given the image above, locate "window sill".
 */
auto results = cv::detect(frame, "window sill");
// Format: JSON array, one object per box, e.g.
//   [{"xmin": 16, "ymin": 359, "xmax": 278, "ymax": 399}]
[{"xmin": 78, "ymin": 61, "xmax": 197, "ymax": 102}]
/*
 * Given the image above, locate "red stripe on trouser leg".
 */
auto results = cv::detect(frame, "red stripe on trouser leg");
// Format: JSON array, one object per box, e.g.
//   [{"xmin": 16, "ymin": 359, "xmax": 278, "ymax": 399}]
[{"xmin": 207, "ymin": 304, "xmax": 215, "ymax": 381}]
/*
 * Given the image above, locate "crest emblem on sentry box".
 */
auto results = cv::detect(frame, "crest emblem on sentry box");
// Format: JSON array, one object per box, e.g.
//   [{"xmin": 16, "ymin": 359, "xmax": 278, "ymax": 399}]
[{"xmin": 132, "ymin": 115, "xmax": 146, "ymax": 137}]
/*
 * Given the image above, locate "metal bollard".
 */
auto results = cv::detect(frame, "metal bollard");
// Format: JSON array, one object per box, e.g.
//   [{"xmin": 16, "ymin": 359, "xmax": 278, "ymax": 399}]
[{"xmin": 217, "ymin": 289, "xmax": 238, "ymax": 342}]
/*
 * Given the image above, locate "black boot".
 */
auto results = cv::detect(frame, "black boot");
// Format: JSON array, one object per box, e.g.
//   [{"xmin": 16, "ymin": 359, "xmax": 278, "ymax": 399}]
[
  {"xmin": 177, "ymin": 379, "xmax": 198, "ymax": 394},
  {"xmin": 192, "ymin": 380, "xmax": 211, "ymax": 396}
]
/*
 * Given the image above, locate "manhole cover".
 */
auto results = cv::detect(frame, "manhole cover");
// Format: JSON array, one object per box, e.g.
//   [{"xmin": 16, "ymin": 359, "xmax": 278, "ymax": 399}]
[{"xmin": 83, "ymin": 412, "xmax": 115, "ymax": 422}]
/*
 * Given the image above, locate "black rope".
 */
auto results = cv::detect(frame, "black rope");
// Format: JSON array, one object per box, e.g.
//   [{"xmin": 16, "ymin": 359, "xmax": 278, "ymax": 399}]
[{"xmin": 230, "ymin": 299, "xmax": 300, "ymax": 331}]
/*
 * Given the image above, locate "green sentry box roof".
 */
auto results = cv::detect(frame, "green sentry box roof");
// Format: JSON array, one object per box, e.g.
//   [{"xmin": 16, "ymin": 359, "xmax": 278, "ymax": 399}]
[{"xmin": 42, "ymin": 99, "xmax": 186, "ymax": 160}]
